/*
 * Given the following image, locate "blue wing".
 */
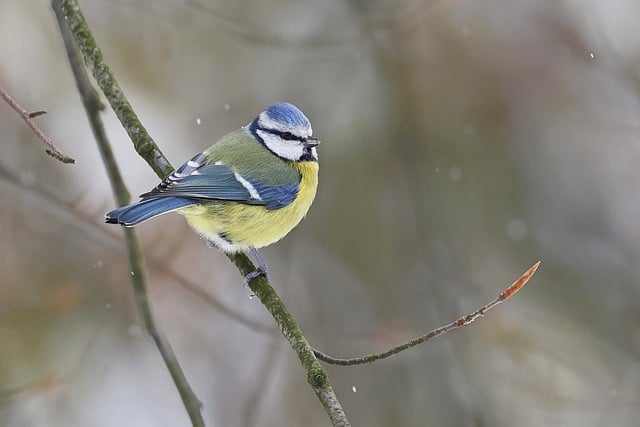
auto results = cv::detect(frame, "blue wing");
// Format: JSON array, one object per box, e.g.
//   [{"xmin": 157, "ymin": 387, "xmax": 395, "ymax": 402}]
[
  {"xmin": 106, "ymin": 152, "xmax": 300, "ymax": 226},
  {"xmin": 144, "ymin": 166, "xmax": 299, "ymax": 211},
  {"xmin": 105, "ymin": 197, "xmax": 197, "ymax": 226},
  {"xmin": 141, "ymin": 152, "xmax": 299, "ymax": 210},
  {"xmin": 144, "ymin": 164, "xmax": 258, "ymax": 202}
]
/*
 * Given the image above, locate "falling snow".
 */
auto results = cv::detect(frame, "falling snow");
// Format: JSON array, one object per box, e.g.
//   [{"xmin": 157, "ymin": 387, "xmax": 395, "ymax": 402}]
[
  {"xmin": 506, "ymin": 219, "xmax": 528, "ymax": 241},
  {"xmin": 449, "ymin": 166, "xmax": 463, "ymax": 182}
]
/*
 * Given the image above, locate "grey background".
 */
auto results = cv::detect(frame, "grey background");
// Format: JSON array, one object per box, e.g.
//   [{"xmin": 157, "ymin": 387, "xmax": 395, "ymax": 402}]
[{"xmin": 1, "ymin": 1, "xmax": 639, "ymax": 426}]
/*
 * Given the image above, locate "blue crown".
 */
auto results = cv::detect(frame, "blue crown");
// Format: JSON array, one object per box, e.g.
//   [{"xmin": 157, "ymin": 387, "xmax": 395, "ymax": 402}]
[{"xmin": 264, "ymin": 102, "xmax": 310, "ymax": 127}]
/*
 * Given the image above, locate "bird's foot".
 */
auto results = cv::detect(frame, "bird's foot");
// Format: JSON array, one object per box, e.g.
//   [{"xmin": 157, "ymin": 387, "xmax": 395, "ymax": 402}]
[
  {"xmin": 244, "ymin": 265, "xmax": 269, "ymax": 285},
  {"xmin": 244, "ymin": 248, "xmax": 270, "ymax": 285}
]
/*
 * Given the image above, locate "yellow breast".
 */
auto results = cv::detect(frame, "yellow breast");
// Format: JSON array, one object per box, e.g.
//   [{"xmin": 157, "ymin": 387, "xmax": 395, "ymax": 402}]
[{"xmin": 179, "ymin": 161, "xmax": 319, "ymax": 251}]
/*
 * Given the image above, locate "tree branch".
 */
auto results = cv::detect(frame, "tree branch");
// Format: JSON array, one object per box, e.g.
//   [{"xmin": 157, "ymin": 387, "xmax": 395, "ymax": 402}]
[
  {"xmin": 55, "ymin": 1, "xmax": 350, "ymax": 425},
  {"xmin": 55, "ymin": 0, "xmax": 172, "ymax": 178},
  {"xmin": 52, "ymin": 2, "xmax": 204, "ymax": 426},
  {"xmin": 313, "ymin": 261, "xmax": 540, "ymax": 366},
  {"xmin": 229, "ymin": 254, "xmax": 350, "ymax": 426},
  {"xmin": 0, "ymin": 85, "xmax": 75, "ymax": 164},
  {"xmin": 0, "ymin": 160, "xmax": 275, "ymax": 336}
]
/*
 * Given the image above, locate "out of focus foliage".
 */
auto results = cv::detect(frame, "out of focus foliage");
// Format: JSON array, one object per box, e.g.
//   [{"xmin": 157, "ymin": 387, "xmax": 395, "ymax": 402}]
[{"xmin": 1, "ymin": 1, "xmax": 639, "ymax": 426}]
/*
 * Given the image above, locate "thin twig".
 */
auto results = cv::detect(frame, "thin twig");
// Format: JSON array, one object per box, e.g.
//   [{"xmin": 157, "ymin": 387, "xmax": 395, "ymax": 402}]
[
  {"xmin": 314, "ymin": 261, "xmax": 541, "ymax": 366},
  {"xmin": 52, "ymin": 2, "xmax": 204, "ymax": 426},
  {"xmin": 0, "ymin": 85, "xmax": 75, "ymax": 164}
]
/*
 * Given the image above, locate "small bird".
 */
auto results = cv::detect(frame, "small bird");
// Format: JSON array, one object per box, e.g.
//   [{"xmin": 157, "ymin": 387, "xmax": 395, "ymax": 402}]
[{"xmin": 105, "ymin": 102, "xmax": 320, "ymax": 281}]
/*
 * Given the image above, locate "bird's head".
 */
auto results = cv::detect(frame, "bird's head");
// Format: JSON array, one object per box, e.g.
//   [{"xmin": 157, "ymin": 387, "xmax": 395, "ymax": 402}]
[{"xmin": 250, "ymin": 102, "xmax": 319, "ymax": 162}]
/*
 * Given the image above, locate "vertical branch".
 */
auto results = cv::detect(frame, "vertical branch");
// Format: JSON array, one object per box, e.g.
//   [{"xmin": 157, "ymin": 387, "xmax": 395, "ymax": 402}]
[
  {"xmin": 52, "ymin": 3, "xmax": 205, "ymax": 427},
  {"xmin": 56, "ymin": 0, "xmax": 173, "ymax": 178},
  {"xmin": 54, "ymin": 1, "xmax": 351, "ymax": 425},
  {"xmin": 123, "ymin": 229, "xmax": 205, "ymax": 427}
]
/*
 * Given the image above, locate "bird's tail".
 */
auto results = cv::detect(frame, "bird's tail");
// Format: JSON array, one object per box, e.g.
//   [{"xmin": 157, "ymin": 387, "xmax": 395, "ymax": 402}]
[{"xmin": 105, "ymin": 197, "xmax": 196, "ymax": 226}]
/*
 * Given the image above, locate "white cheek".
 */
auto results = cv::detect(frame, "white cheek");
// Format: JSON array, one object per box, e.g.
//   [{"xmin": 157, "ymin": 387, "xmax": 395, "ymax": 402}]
[{"xmin": 258, "ymin": 131, "xmax": 304, "ymax": 161}]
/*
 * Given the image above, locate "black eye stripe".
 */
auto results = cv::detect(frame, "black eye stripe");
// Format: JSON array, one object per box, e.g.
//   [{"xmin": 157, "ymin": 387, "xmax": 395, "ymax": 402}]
[{"xmin": 257, "ymin": 126, "xmax": 303, "ymax": 142}]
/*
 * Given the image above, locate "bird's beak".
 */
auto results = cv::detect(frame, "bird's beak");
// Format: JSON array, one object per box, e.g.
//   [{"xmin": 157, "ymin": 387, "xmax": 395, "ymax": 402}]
[{"xmin": 303, "ymin": 137, "xmax": 320, "ymax": 148}]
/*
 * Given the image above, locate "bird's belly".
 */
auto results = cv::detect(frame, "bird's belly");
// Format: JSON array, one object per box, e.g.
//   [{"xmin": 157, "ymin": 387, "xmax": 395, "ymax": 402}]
[{"xmin": 179, "ymin": 161, "xmax": 318, "ymax": 252}]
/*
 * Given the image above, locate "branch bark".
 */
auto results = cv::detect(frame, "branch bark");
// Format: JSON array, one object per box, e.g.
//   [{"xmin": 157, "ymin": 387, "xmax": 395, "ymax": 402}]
[
  {"xmin": 55, "ymin": 0, "xmax": 172, "ymax": 178},
  {"xmin": 52, "ymin": 2, "xmax": 204, "ymax": 426},
  {"xmin": 54, "ymin": 1, "xmax": 350, "ymax": 425}
]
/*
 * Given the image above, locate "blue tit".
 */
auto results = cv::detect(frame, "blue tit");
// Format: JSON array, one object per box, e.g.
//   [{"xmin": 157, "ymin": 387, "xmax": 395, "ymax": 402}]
[{"xmin": 105, "ymin": 102, "xmax": 320, "ymax": 280}]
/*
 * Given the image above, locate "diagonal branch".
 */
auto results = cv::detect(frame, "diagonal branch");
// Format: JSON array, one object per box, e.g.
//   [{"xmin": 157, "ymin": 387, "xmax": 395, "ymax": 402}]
[
  {"xmin": 55, "ymin": 1, "xmax": 350, "ymax": 426},
  {"xmin": 228, "ymin": 253, "xmax": 350, "ymax": 426},
  {"xmin": 0, "ymin": 85, "xmax": 75, "ymax": 164},
  {"xmin": 52, "ymin": 2, "xmax": 204, "ymax": 426},
  {"xmin": 54, "ymin": 0, "xmax": 172, "ymax": 178},
  {"xmin": 0, "ymin": 160, "xmax": 275, "ymax": 336},
  {"xmin": 314, "ymin": 261, "xmax": 540, "ymax": 366}
]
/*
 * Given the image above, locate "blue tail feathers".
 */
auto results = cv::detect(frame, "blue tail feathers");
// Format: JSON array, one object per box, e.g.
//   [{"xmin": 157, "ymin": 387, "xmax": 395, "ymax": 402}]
[{"xmin": 105, "ymin": 197, "xmax": 197, "ymax": 226}]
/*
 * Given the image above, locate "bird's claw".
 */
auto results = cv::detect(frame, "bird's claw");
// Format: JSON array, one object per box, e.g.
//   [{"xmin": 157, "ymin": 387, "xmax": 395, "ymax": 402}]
[{"xmin": 244, "ymin": 265, "xmax": 269, "ymax": 285}]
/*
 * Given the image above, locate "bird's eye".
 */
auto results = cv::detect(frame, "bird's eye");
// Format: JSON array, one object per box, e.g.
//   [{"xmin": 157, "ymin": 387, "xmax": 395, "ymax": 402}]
[{"xmin": 281, "ymin": 132, "xmax": 296, "ymax": 141}]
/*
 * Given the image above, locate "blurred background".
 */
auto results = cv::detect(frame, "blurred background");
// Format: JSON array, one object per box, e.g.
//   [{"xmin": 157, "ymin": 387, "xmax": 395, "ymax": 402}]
[{"xmin": 1, "ymin": 0, "xmax": 640, "ymax": 426}]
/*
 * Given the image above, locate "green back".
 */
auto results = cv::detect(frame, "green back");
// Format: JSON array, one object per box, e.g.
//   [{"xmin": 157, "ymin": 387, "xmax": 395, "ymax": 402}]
[{"xmin": 205, "ymin": 128, "xmax": 300, "ymax": 186}]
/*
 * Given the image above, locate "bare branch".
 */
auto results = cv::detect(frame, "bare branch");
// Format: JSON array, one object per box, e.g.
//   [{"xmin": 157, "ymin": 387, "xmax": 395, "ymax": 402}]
[
  {"xmin": 228, "ymin": 253, "xmax": 351, "ymax": 426},
  {"xmin": 0, "ymin": 85, "xmax": 75, "ymax": 164},
  {"xmin": 314, "ymin": 261, "xmax": 541, "ymax": 366},
  {"xmin": 55, "ymin": 0, "xmax": 172, "ymax": 178},
  {"xmin": 0, "ymin": 161, "xmax": 275, "ymax": 336},
  {"xmin": 54, "ymin": 1, "xmax": 351, "ymax": 425},
  {"xmin": 52, "ymin": 2, "xmax": 203, "ymax": 426}
]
